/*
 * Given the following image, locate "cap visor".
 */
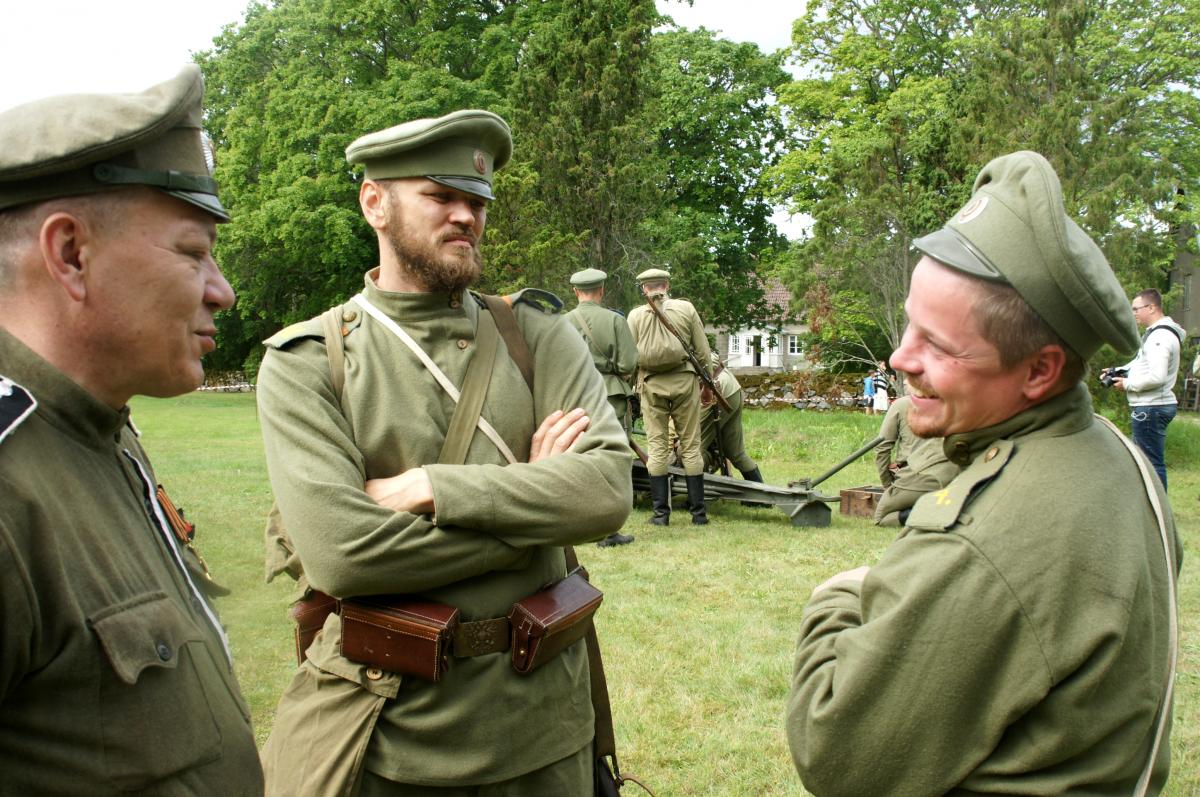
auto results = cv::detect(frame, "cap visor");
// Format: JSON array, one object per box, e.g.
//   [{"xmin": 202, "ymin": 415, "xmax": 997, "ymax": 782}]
[
  {"xmin": 428, "ymin": 175, "xmax": 495, "ymax": 201},
  {"xmin": 166, "ymin": 189, "xmax": 231, "ymax": 223},
  {"xmin": 912, "ymin": 227, "xmax": 1006, "ymax": 282}
]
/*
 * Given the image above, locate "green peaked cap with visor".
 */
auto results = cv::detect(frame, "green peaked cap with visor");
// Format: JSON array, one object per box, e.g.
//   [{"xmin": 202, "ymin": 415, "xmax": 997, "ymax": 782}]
[
  {"xmin": 0, "ymin": 65, "xmax": 228, "ymax": 221},
  {"xmin": 912, "ymin": 150, "xmax": 1139, "ymax": 359},
  {"xmin": 570, "ymin": 267, "xmax": 608, "ymax": 289},
  {"xmin": 345, "ymin": 110, "xmax": 512, "ymax": 201}
]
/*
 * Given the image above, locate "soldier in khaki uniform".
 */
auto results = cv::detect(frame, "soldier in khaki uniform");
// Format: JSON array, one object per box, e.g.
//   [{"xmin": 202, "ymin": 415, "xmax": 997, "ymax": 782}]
[
  {"xmin": 564, "ymin": 267, "xmax": 638, "ymax": 547},
  {"xmin": 699, "ymin": 352, "xmax": 763, "ymax": 483},
  {"xmin": 871, "ymin": 394, "xmax": 959, "ymax": 526},
  {"xmin": 788, "ymin": 152, "xmax": 1180, "ymax": 793},
  {"xmin": 257, "ymin": 110, "xmax": 632, "ymax": 795},
  {"xmin": 627, "ymin": 268, "xmax": 711, "ymax": 525},
  {"xmin": 0, "ymin": 68, "xmax": 262, "ymax": 794}
]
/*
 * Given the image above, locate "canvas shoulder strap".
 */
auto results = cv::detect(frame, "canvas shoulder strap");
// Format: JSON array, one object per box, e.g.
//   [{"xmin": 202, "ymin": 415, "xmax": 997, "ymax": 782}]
[
  {"xmin": 438, "ymin": 309, "xmax": 500, "ymax": 465},
  {"xmin": 479, "ymin": 293, "xmax": 534, "ymax": 393},
  {"xmin": 321, "ymin": 305, "xmax": 347, "ymax": 402},
  {"xmin": 1095, "ymin": 415, "xmax": 1178, "ymax": 796},
  {"xmin": 574, "ymin": 307, "xmax": 620, "ymax": 376}
]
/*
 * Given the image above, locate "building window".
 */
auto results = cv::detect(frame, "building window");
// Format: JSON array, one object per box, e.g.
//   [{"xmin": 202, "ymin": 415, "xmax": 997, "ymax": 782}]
[
  {"xmin": 729, "ymin": 335, "xmax": 740, "ymax": 354},
  {"xmin": 788, "ymin": 335, "xmax": 801, "ymax": 355}
]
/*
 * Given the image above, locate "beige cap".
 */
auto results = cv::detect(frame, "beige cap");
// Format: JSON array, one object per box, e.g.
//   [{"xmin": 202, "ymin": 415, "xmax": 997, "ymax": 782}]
[{"xmin": 0, "ymin": 65, "xmax": 228, "ymax": 221}]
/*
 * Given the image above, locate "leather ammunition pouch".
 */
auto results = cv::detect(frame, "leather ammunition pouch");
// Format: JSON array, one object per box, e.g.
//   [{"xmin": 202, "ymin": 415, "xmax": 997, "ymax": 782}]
[
  {"xmin": 340, "ymin": 597, "xmax": 460, "ymax": 683},
  {"xmin": 508, "ymin": 567, "xmax": 603, "ymax": 675},
  {"xmin": 291, "ymin": 568, "xmax": 602, "ymax": 681}
]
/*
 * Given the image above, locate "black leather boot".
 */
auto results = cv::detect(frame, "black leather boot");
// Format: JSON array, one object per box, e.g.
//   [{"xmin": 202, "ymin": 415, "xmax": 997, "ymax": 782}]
[
  {"xmin": 686, "ymin": 474, "xmax": 708, "ymax": 525},
  {"xmin": 649, "ymin": 475, "xmax": 671, "ymax": 526}
]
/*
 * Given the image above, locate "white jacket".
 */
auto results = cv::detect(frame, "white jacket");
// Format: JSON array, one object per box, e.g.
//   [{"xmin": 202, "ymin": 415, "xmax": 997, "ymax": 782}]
[{"xmin": 1120, "ymin": 316, "xmax": 1185, "ymax": 406}]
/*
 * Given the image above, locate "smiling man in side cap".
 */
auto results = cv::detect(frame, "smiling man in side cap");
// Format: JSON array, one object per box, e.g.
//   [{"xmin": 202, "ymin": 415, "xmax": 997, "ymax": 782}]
[
  {"xmin": 787, "ymin": 151, "xmax": 1180, "ymax": 795},
  {"xmin": 0, "ymin": 67, "xmax": 262, "ymax": 794},
  {"xmin": 256, "ymin": 109, "xmax": 632, "ymax": 796}
]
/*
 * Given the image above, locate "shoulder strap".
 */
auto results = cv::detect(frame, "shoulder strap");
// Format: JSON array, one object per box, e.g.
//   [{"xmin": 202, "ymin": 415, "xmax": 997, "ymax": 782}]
[
  {"xmin": 480, "ymin": 294, "xmax": 534, "ymax": 393},
  {"xmin": 1145, "ymin": 324, "xmax": 1183, "ymax": 345},
  {"xmin": 439, "ymin": 310, "xmax": 500, "ymax": 465},
  {"xmin": 1094, "ymin": 415, "xmax": 1178, "ymax": 796},
  {"xmin": 320, "ymin": 305, "xmax": 347, "ymax": 402}
]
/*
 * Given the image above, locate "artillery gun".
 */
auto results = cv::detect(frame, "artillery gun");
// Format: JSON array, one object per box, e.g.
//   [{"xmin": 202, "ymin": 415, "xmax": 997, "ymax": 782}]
[{"xmin": 631, "ymin": 435, "xmax": 883, "ymax": 527}]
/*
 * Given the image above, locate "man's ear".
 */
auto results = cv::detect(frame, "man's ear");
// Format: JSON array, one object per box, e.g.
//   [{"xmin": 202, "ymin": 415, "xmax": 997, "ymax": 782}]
[
  {"xmin": 359, "ymin": 180, "xmax": 389, "ymax": 232},
  {"xmin": 1023, "ymin": 344, "xmax": 1067, "ymax": 402},
  {"xmin": 37, "ymin": 212, "xmax": 91, "ymax": 302}
]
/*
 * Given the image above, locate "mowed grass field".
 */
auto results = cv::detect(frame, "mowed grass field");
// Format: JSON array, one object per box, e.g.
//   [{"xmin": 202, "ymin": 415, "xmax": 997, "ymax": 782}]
[{"xmin": 130, "ymin": 392, "xmax": 1200, "ymax": 796}]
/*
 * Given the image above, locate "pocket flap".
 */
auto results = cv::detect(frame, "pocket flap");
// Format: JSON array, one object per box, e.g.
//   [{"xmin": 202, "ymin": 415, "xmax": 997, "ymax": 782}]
[{"xmin": 90, "ymin": 592, "xmax": 205, "ymax": 685}]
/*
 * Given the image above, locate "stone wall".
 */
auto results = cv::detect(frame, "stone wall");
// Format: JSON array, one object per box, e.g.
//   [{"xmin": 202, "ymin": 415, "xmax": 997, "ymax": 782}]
[
  {"xmin": 200, "ymin": 371, "xmax": 254, "ymax": 393},
  {"xmin": 734, "ymin": 370, "xmax": 865, "ymax": 411}
]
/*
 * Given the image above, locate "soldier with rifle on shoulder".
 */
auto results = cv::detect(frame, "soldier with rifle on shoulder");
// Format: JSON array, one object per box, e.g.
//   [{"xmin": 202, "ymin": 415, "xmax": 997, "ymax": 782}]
[{"xmin": 627, "ymin": 268, "xmax": 724, "ymax": 526}]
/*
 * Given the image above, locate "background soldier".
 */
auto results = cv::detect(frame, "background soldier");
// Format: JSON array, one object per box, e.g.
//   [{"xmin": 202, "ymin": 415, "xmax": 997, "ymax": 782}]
[
  {"xmin": 700, "ymin": 352, "xmax": 763, "ymax": 483},
  {"xmin": 872, "ymin": 394, "xmax": 959, "ymax": 526},
  {"xmin": 256, "ymin": 110, "xmax": 632, "ymax": 795},
  {"xmin": 787, "ymin": 151, "xmax": 1179, "ymax": 793},
  {"xmin": 627, "ymin": 268, "xmax": 711, "ymax": 526},
  {"xmin": 565, "ymin": 267, "xmax": 638, "ymax": 548},
  {"xmin": 0, "ymin": 67, "xmax": 262, "ymax": 794}
]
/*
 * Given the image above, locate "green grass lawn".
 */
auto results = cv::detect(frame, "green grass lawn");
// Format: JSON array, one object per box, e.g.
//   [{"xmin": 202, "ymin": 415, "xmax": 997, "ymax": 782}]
[{"xmin": 130, "ymin": 392, "xmax": 1200, "ymax": 796}]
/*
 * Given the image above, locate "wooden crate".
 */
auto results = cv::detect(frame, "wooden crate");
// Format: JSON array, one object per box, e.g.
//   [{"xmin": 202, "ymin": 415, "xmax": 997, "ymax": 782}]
[{"xmin": 839, "ymin": 486, "xmax": 884, "ymax": 518}]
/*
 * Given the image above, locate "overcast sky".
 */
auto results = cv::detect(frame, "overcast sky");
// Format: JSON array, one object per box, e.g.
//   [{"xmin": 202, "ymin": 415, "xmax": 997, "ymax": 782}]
[{"xmin": 0, "ymin": 0, "xmax": 806, "ymax": 232}]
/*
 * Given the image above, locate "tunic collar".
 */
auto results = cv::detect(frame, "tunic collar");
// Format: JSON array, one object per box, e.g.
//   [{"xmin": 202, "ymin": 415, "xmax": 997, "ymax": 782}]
[
  {"xmin": 363, "ymin": 268, "xmax": 477, "ymax": 324},
  {"xmin": 941, "ymin": 382, "xmax": 1095, "ymax": 466},
  {"xmin": 0, "ymin": 327, "xmax": 130, "ymax": 447}
]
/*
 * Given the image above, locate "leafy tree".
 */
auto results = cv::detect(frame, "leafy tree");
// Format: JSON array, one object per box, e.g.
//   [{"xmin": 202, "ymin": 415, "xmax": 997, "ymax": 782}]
[
  {"xmin": 771, "ymin": 0, "xmax": 1200, "ymax": 369},
  {"xmin": 498, "ymin": 0, "xmax": 661, "ymax": 310},
  {"xmin": 650, "ymin": 28, "xmax": 794, "ymax": 332}
]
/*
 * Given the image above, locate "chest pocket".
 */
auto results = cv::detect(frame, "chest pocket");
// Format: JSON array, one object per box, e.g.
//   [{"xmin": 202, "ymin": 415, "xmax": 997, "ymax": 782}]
[{"xmin": 89, "ymin": 591, "xmax": 223, "ymax": 790}]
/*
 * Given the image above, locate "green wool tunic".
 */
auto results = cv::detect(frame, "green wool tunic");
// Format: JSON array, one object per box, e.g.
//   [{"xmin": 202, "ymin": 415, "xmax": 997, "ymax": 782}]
[
  {"xmin": 0, "ymin": 330, "xmax": 262, "ymax": 795},
  {"xmin": 788, "ymin": 384, "xmax": 1180, "ymax": 795},
  {"xmin": 563, "ymin": 300, "xmax": 638, "ymax": 402},
  {"xmin": 257, "ymin": 272, "xmax": 632, "ymax": 792}
]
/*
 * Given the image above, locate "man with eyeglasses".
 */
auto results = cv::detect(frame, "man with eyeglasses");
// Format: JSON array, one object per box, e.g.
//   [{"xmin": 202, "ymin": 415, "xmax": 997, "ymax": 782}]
[{"xmin": 1102, "ymin": 289, "xmax": 1185, "ymax": 488}]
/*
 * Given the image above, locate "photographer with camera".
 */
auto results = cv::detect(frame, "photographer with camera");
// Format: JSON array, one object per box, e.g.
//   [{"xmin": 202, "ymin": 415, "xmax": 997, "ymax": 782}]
[{"xmin": 1101, "ymin": 289, "xmax": 1185, "ymax": 489}]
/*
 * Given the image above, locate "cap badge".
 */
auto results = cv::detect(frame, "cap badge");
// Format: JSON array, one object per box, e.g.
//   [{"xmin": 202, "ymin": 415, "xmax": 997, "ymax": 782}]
[
  {"xmin": 957, "ymin": 196, "xmax": 989, "ymax": 224},
  {"xmin": 473, "ymin": 150, "xmax": 487, "ymax": 175}
]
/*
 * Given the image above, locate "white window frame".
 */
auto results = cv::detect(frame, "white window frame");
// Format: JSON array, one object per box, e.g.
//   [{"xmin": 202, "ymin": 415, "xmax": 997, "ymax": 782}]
[
  {"xmin": 788, "ymin": 335, "xmax": 801, "ymax": 355},
  {"xmin": 729, "ymin": 335, "xmax": 740, "ymax": 354}
]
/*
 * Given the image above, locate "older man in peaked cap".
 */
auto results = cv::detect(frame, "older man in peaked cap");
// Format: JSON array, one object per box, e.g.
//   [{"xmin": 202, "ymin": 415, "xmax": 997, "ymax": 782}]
[
  {"xmin": 627, "ymin": 268, "xmax": 712, "ymax": 526},
  {"xmin": 257, "ymin": 109, "xmax": 631, "ymax": 795},
  {"xmin": 787, "ymin": 152, "xmax": 1180, "ymax": 795},
  {"xmin": 0, "ymin": 67, "xmax": 262, "ymax": 794}
]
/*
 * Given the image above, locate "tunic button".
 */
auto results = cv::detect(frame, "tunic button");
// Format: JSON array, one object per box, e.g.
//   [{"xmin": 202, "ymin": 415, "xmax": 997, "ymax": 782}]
[
  {"xmin": 156, "ymin": 643, "xmax": 173, "ymax": 662},
  {"xmin": 343, "ymin": 310, "xmax": 358, "ymax": 323},
  {"xmin": 457, "ymin": 339, "xmax": 469, "ymax": 350},
  {"xmin": 365, "ymin": 667, "xmax": 384, "ymax": 681},
  {"xmin": 984, "ymin": 447, "xmax": 999, "ymax": 462}
]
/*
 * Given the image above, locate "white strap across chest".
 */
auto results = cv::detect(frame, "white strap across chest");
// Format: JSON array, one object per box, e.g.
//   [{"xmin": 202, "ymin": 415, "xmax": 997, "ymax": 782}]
[{"xmin": 351, "ymin": 294, "xmax": 517, "ymax": 465}]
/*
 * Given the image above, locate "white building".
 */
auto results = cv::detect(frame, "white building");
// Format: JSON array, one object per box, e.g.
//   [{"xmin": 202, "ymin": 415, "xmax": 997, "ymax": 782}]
[{"xmin": 707, "ymin": 280, "xmax": 809, "ymax": 370}]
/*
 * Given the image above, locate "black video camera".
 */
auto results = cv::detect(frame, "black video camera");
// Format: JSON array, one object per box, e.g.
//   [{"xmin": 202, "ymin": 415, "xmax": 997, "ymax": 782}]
[{"xmin": 1099, "ymin": 367, "xmax": 1128, "ymax": 388}]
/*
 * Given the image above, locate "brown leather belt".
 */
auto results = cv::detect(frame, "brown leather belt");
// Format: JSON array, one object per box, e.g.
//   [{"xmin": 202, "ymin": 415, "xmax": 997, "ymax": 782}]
[{"xmin": 452, "ymin": 617, "xmax": 511, "ymax": 657}]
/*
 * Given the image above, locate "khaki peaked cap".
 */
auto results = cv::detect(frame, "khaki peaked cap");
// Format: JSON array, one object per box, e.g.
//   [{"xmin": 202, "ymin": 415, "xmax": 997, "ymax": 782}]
[
  {"xmin": 346, "ymin": 110, "xmax": 512, "ymax": 201},
  {"xmin": 570, "ymin": 268, "xmax": 607, "ymax": 289},
  {"xmin": 0, "ymin": 65, "xmax": 228, "ymax": 221},
  {"xmin": 636, "ymin": 268, "xmax": 670, "ymax": 284},
  {"xmin": 913, "ymin": 150, "xmax": 1138, "ymax": 359}
]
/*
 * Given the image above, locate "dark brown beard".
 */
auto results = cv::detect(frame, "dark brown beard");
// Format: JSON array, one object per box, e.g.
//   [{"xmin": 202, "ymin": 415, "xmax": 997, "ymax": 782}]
[{"xmin": 385, "ymin": 224, "xmax": 482, "ymax": 294}]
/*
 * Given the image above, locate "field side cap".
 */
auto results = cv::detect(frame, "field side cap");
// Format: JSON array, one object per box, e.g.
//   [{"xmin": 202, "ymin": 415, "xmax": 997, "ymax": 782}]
[
  {"xmin": 0, "ymin": 65, "xmax": 228, "ymax": 221},
  {"xmin": 345, "ymin": 110, "xmax": 512, "ymax": 201},
  {"xmin": 636, "ymin": 268, "xmax": 670, "ymax": 284},
  {"xmin": 914, "ymin": 150, "xmax": 1138, "ymax": 359},
  {"xmin": 570, "ymin": 267, "xmax": 607, "ymax": 289}
]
